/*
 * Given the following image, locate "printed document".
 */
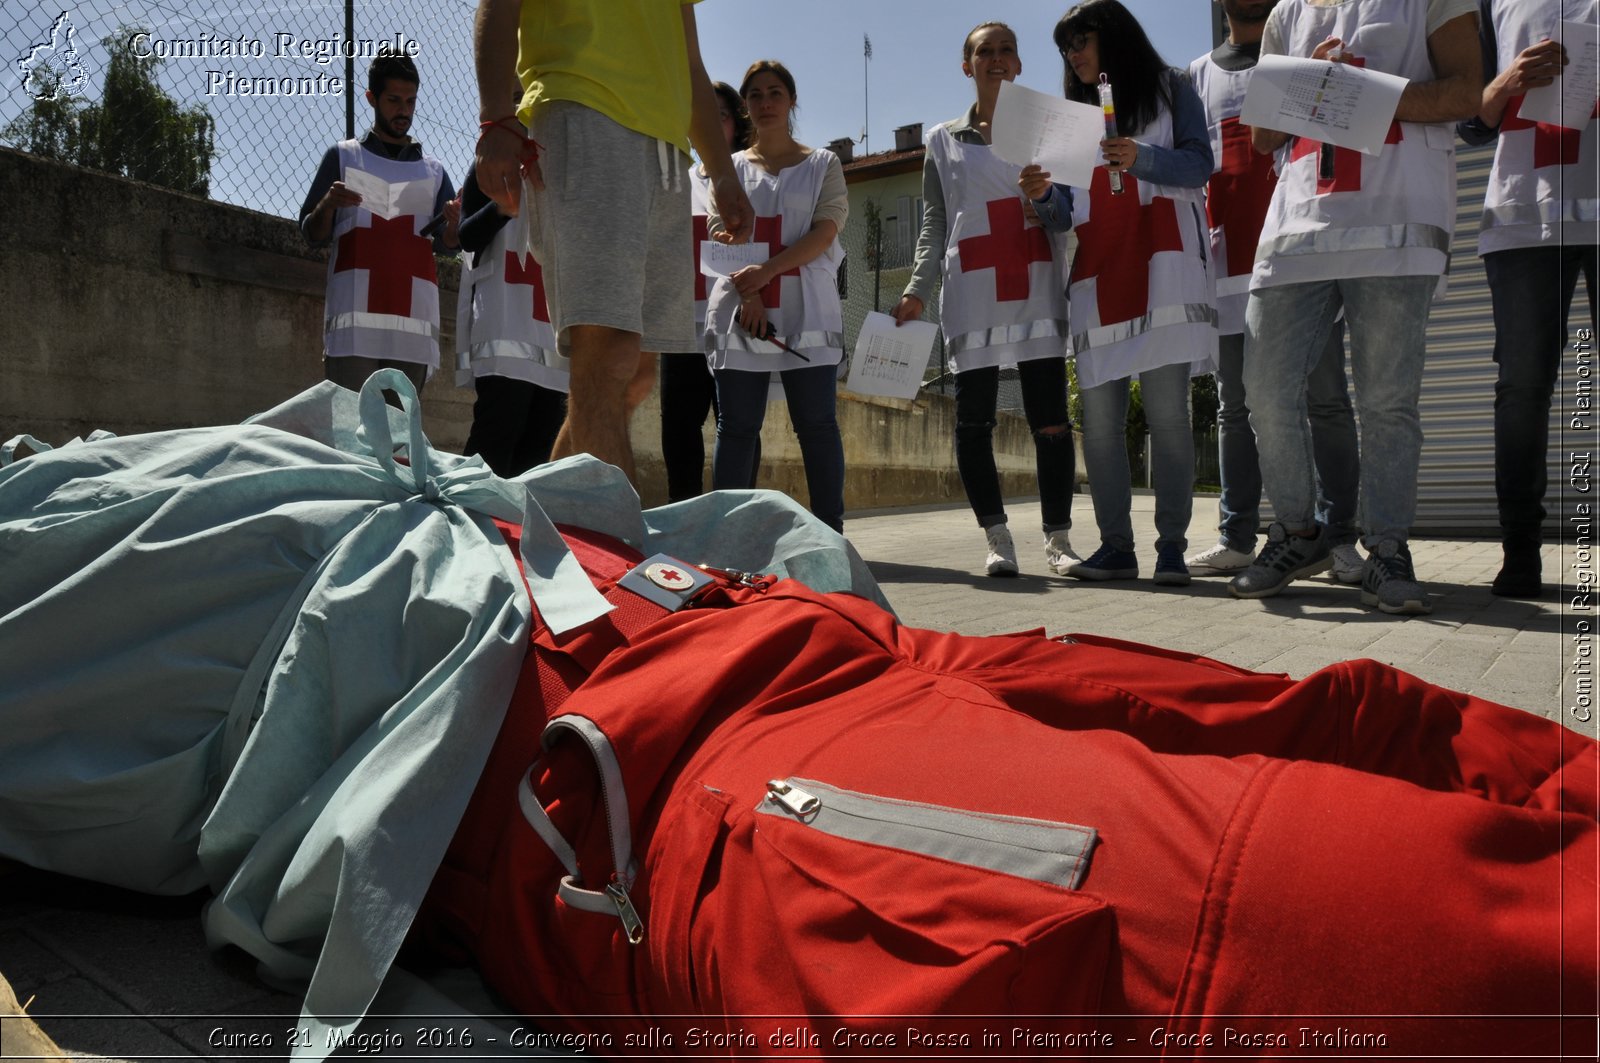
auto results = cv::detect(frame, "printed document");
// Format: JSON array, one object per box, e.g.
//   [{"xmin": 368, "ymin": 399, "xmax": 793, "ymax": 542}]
[
  {"xmin": 845, "ymin": 312, "xmax": 939, "ymax": 401},
  {"xmin": 1240, "ymin": 54, "xmax": 1408, "ymax": 156},
  {"xmin": 991, "ymin": 80, "xmax": 1104, "ymax": 188},
  {"xmin": 1520, "ymin": 19, "xmax": 1600, "ymax": 130}
]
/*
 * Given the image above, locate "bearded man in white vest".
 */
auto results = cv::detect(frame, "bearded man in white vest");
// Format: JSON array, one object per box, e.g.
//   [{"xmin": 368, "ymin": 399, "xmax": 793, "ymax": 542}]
[
  {"xmin": 1458, "ymin": 0, "xmax": 1598, "ymax": 599},
  {"xmin": 300, "ymin": 50, "xmax": 461, "ymax": 398},
  {"xmin": 1228, "ymin": 0, "xmax": 1482, "ymax": 616}
]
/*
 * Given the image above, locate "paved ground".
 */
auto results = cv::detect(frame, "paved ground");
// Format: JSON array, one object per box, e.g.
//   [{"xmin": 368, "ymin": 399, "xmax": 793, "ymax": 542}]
[{"xmin": 3, "ymin": 493, "xmax": 1590, "ymax": 1060}]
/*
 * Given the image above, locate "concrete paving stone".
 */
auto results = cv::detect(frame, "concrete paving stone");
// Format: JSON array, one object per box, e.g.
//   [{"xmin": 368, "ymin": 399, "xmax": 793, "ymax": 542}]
[
  {"xmin": 1416, "ymin": 643, "xmax": 1499, "ymax": 682},
  {"xmin": 20, "ymin": 975, "xmax": 186, "ymax": 1062},
  {"xmin": 0, "ymin": 929, "xmax": 76, "ymax": 996},
  {"xmin": 27, "ymin": 906, "xmax": 269, "ymax": 1017},
  {"xmin": 1254, "ymin": 646, "xmax": 1365, "ymax": 679}
]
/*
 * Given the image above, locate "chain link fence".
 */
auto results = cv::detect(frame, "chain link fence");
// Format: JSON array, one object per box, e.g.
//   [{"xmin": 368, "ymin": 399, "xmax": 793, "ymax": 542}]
[{"xmin": 4, "ymin": 1, "xmax": 482, "ymax": 220}]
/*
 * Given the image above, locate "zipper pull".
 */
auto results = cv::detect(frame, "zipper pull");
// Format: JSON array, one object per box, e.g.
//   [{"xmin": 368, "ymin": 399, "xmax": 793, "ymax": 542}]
[
  {"xmin": 605, "ymin": 878, "xmax": 645, "ymax": 945},
  {"xmin": 767, "ymin": 779, "xmax": 820, "ymax": 817}
]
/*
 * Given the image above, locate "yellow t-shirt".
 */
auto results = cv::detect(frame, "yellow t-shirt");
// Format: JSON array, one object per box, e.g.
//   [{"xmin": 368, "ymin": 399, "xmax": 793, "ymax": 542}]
[{"xmin": 516, "ymin": 0, "xmax": 700, "ymax": 153}]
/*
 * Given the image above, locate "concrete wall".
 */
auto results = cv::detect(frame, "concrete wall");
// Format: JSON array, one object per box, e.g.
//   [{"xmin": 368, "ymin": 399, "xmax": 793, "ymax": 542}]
[{"xmin": 0, "ymin": 147, "xmax": 1043, "ymax": 513}]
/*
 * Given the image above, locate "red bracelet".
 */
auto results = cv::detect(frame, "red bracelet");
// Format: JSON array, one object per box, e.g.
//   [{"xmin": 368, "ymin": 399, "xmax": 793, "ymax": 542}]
[{"xmin": 475, "ymin": 117, "xmax": 542, "ymax": 169}]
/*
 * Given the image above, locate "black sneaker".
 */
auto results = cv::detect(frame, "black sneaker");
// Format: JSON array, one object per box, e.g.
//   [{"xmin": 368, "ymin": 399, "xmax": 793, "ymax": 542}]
[
  {"xmin": 1491, "ymin": 542, "xmax": 1542, "ymax": 598},
  {"xmin": 1228, "ymin": 522, "xmax": 1330, "ymax": 599},
  {"xmin": 1152, "ymin": 543, "xmax": 1191, "ymax": 586},
  {"xmin": 1065, "ymin": 542, "xmax": 1139, "ymax": 580},
  {"xmin": 1361, "ymin": 538, "xmax": 1431, "ymax": 615}
]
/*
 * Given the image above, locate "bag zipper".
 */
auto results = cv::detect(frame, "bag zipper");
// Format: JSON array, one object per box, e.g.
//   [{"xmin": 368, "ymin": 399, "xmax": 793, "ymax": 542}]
[{"xmin": 758, "ymin": 777, "xmax": 1097, "ymax": 890}]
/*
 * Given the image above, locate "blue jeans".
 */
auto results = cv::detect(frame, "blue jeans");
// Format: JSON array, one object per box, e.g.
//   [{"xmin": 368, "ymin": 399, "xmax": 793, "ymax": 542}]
[
  {"xmin": 1484, "ymin": 245, "xmax": 1599, "ymax": 544},
  {"xmin": 1244, "ymin": 274, "xmax": 1436, "ymax": 545},
  {"xmin": 1215, "ymin": 323, "xmax": 1359, "ymax": 551},
  {"xmin": 713, "ymin": 364, "xmax": 845, "ymax": 532},
  {"xmin": 1080, "ymin": 359, "xmax": 1193, "ymax": 552},
  {"xmin": 954, "ymin": 359, "xmax": 1075, "ymax": 532}
]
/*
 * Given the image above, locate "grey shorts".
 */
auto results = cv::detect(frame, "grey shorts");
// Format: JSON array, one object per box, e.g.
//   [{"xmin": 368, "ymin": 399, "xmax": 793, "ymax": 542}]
[{"xmin": 526, "ymin": 100, "xmax": 695, "ymax": 356}]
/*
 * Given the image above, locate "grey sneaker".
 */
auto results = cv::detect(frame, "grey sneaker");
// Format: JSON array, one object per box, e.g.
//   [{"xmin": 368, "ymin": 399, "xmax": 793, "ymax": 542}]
[
  {"xmin": 1186, "ymin": 540, "xmax": 1254, "ymax": 576},
  {"xmin": 1361, "ymin": 538, "xmax": 1431, "ymax": 615},
  {"xmin": 1043, "ymin": 531, "xmax": 1081, "ymax": 576},
  {"xmin": 1228, "ymin": 523, "xmax": 1331, "ymax": 599},
  {"xmin": 1329, "ymin": 543, "xmax": 1365, "ymax": 584},
  {"xmin": 984, "ymin": 524, "xmax": 1019, "ymax": 577}
]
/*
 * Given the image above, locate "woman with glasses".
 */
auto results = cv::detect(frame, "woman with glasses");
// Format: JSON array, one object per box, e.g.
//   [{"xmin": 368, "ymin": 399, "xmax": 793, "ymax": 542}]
[
  {"xmin": 1022, "ymin": 0, "xmax": 1216, "ymax": 585},
  {"xmin": 892, "ymin": 22, "xmax": 1079, "ymax": 579}
]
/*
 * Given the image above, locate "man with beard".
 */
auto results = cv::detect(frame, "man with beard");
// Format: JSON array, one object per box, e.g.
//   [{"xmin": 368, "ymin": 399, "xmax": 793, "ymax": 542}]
[{"xmin": 300, "ymin": 49, "xmax": 461, "ymax": 396}]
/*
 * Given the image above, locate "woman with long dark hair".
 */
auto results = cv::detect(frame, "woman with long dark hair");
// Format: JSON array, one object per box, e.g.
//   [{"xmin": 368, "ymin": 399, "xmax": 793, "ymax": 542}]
[
  {"xmin": 892, "ymin": 22, "xmax": 1078, "ymax": 579},
  {"xmin": 1022, "ymin": 0, "xmax": 1216, "ymax": 585},
  {"xmin": 659, "ymin": 82, "xmax": 754, "ymax": 502},
  {"xmin": 705, "ymin": 60, "xmax": 848, "ymax": 533}
]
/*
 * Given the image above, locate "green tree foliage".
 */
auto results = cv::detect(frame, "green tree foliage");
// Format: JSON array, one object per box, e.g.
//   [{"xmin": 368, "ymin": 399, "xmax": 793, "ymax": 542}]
[{"xmin": 4, "ymin": 27, "xmax": 216, "ymax": 196}]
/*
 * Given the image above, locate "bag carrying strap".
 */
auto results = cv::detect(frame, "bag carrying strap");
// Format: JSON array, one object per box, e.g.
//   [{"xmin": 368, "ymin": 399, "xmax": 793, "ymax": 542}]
[{"xmin": 513, "ymin": 559, "xmax": 775, "ymax": 945}]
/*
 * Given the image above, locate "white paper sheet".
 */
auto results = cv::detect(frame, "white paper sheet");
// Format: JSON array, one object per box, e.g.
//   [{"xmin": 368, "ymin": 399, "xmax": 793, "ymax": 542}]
[
  {"xmin": 341, "ymin": 167, "xmax": 420, "ymax": 220},
  {"xmin": 1520, "ymin": 19, "xmax": 1600, "ymax": 130},
  {"xmin": 991, "ymin": 80, "xmax": 1105, "ymax": 189},
  {"xmin": 844, "ymin": 312, "xmax": 939, "ymax": 400},
  {"xmin": 1240, "ymin": 54, "xmax": 1409, "ymax": 156},
  {"xmin": 699, "ymin": 240, "xmax": 769, "ymax": 278}
]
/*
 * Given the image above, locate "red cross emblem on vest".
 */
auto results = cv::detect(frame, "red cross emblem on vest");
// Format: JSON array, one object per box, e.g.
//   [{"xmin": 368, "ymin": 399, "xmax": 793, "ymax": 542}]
[
  {"xmin": 1069, "ymin": 170, "xmax": 1185, "ymax": 327},
  {"xmin": 333, "ymin": 214, "xmax": 437, "ymax": 317},
  {"xmin": 753, "ymin": 215, "xmax": 800, "ymax": 308},
  {"xmin": 955, "ymin": 198, "xmax": 1054, "ymax": 302},
  {"xmin": 503, "ymin": 250, "xmax": 551, "ymax": 324},
  {"xmin": 1290, "ymin": 121, "xmax": 1403, "ymax": 195},
  {"xmin": 1286, "ymin": 56, "xmax": 1403, "ymax": 195},
  {"xmin": 693, "ymin": 214, "xmax": 711, "ymax": 302},
  {"xmin": 1502, "ymin": 93, "xmax": 1596, "ymax": 169},
  {"xmin": 1208, "ymin": 114, "xmax": 1278, "ymax": 279}
]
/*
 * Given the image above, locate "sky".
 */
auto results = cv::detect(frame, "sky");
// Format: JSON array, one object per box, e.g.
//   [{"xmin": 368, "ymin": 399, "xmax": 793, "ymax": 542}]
[
  {"xmin": 2, "ymin": 0, "xmax": 1219, "ymax": 219},
  {"xmin": 696, "ymin": 1, "xmax": 1218, "ymax": 154}
]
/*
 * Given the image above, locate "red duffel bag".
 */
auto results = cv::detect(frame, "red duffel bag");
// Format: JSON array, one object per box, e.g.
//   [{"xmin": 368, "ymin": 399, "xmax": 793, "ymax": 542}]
[{"xmin": 414, "ymin": 523, "xmax": 1598, "ymax": 1058}]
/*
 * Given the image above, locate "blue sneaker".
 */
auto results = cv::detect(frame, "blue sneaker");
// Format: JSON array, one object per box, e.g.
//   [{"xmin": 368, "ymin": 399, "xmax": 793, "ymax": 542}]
[
  {"xmin": 1065, "ymin": 543, "xmax": 1139, "ymax": 581},
  {"xmin": 1153, "ymin": 543, "xmax": 1191, "ymax": 586}
]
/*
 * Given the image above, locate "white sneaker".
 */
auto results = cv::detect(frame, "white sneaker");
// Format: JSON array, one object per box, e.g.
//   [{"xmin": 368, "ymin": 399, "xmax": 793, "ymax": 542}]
[
  {"xmin": 1044, "ymin": 531, "xmax": 1080, "ymax": 576},
  {"xmin": 984, "ymin": 525, "xmax": 1019, "ymax": 577},
  {"xmin": 1330, "ymin": 542, "xmax": 1365, "ymax": 584},
  {"xmin": 1185, "ymin": 540, "xmax": 1254, "ymax": 576}
]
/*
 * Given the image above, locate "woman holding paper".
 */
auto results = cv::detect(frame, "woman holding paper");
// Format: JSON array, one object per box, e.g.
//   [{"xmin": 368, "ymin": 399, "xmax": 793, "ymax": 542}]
[
  {"xmin": 659, "ymin": 81, "xmax": 755, "ymax": 502},
  {"xmin": 705, "ymin": 60, "xmax": 848, "ymax": 533},
  {"xmin": 1021, "ymin": 0, "xmax": 1215, "ymax": 585},
  {"xmin": 891, "ymin": 21, "xmax": 1079, "ymax": 579}
]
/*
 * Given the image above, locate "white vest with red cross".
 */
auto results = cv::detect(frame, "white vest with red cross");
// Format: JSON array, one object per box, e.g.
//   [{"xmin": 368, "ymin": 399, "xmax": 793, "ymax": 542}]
[
  {"xmin": 1189, "ymin": 52, "xmax": 1278, "ymax": 336},
  {"xmin": 706, "ymin": 149, "xmax": 844, "ymax": 372},
  {"xmin": 1478, "ymin": 0, "xmax": 1599, "ymax": 255},
  {"xmin": 690, "ymin": 167, "xmax": 714, "ymax": 334},
  {"xmin": 454, "ymin": 219, "xmax": 570, "ymax": 391},
  {"xmin": 1253, "ymin": 0, "xmax": 1459, "ymax": 289},
  {"xmin": 925, "ymin": 123, "xmax": 1070, "ymax": 374},
  {"xmin": 325, "ymin": 139, "xmax": 446, "ymax": 366},
  {"xmin": 1067, "ymin": 101, "xmax": 1218, "ymax": 390}
]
